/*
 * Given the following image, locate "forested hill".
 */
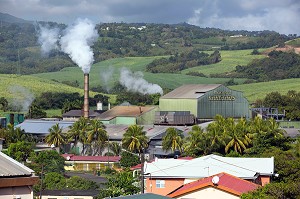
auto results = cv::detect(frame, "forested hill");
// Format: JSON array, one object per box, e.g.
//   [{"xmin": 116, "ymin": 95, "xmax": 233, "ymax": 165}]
[{"xmin": 0, "ymin": 12, "xmax": 296, "ymax": 75}]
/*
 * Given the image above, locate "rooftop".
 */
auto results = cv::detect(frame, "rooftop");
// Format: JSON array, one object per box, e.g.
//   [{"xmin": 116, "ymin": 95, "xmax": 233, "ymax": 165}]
[
  {"xmin": 168, "ymin": 172, "xmax": 260, "ymax": 197},
  {"xmin": 15, "ymin": 119, "xmax": 74, "ymax": 134},
  {"xmin": 62, "ymin": 110, "xmax": 104, "ymax": 118},
  {"xmin": 111, "ymin": 193, "xmax": 170, "ymax": 199},
  {"xmin": 0, "ymin": 151, "xmax": 34, "ymax": 177},
  {"xmin": 97, "ymin": 105, "xmax": 156, "ymax": 120},
  {"xmin": 160, "ymin": 84, "xmax": 221, "ymax": 99},
  {"xmin": 61, "ymin": 154, "xmax": 121, "ymax": 162},
  {"xmin": 144, "ymin": 154, "xmax": 274, "ymax": 179}
]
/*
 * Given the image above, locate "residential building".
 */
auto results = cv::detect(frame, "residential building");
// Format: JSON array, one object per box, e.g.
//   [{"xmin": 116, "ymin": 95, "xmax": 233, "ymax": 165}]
[
  {"xmin": 0, "ymin": 151, "xmax": 39, "ymax": 199},
  {"xmin": 167, "ymin": 172, "xmax": 259, "ymax": 198},
  {"xmin": 144, "ymin": 154, "xmax": 274, "ymax": 195},
  {"xmin": 41, "ymin": 190, "xmax": 99, "ymax": 199},
  {"xmin": 62, "ymin": 154, "xmax": 121, "ymax": 171}
]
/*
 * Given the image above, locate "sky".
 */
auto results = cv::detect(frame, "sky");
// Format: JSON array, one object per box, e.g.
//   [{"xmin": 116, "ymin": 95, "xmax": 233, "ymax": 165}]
[{"xmin": 0, "ymin": 0, "xmax": 299, "ymax": 35}]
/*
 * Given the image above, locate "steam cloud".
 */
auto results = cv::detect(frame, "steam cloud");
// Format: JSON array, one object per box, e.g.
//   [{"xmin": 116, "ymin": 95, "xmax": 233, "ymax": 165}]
[
  {"xmin": 8, "ymin": 86, "xmax": 35, "ymax": 112},
  {"xmin": 100, "ymin": 66, "xmax": 115, "ymax": 93},
  {"xmin": 37, "ymin": 18, "xmax": 98, "ymax": 74},
  {"xmin": 119, "ymin": 67, "xmax": 163, "ymax": 95},
  {"xmin": 38, "ymin": 25, "xmax": 59, "ymax": 56},
  {"xmin": 60, "ymin": 19, "xmax": 98, "ymax": 74}
]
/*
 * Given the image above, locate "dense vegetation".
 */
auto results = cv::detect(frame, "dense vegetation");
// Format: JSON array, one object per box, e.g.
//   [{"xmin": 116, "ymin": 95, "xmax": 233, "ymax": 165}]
[
  {"xmin": 254, "ymin": 90, "xmax": 300, "ymax": 121},
  {"xmin": 0, "ymin": 15, "xmax": 292, "ymax": 75},
  {"xmin": 235, "ymin": 50, "xmax": 300, "ymax": 81},
  {"xmin": 146, "ymin": 50, "xmax": 221, "ymax": 73}
]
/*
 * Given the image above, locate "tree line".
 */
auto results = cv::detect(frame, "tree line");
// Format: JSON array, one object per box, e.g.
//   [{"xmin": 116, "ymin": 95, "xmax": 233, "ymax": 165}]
[
  {"xmin": 0, "ymin": 20, "xmax": 293, "ymax": 74},
  {"xmin": 146, "ymin": 50, "xmax": 221, "ymax": 73}
]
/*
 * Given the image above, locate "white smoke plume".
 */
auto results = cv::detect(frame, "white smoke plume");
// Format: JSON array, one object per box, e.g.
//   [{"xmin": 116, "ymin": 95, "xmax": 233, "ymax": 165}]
[
  {"xmin": 38, "ymin": 25, "xmax": 60, "ymax": 56},
  {"xmin": 119, "ymin": 67, "xmax": 163, "ymax": 95},
  {"xmin": 100, "ymin": 66, "xmax": 115, "ymax": 92},
  {"xmin": 8, "ymin": 86, "xmax": 35, "ymax": 112},
  {"xmin": 60, "ymin": 18, "xmax": 98, "ymax": 74}
]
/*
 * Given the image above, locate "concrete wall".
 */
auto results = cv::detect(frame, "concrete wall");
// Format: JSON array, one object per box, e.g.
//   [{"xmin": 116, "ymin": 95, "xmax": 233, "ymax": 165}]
[
  {"xmin": 174, "ymin": 186, "xmax": 239, "ymax": 199},
  {"xmin": 145, "ymin": 178, "xmax": 184, "ymax": 196},
  {"xmin": 0, "ymin": 186, "xmax": 33, "ymax": 199}
]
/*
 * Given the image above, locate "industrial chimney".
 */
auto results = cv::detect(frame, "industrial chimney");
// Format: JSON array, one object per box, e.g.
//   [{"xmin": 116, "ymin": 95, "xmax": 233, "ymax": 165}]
[{"xmin": 83, "ymin": 73, "xmax": 89, "ymax": 118}]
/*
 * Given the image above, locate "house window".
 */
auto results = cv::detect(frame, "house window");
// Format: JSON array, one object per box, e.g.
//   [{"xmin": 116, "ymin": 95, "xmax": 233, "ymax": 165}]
[{"xmin": 156, "ymin": 180, "xmax": 165, "ymax": 188}]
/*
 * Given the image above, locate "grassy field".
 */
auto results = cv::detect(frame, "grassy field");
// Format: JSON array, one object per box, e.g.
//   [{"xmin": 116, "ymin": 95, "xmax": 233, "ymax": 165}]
[
  {"xmin": 0, "ymin": 74, "xmax": 112, "ymax": 100},
  {"xmin": 230, "ymin": 78, "xmax": 300, "ymax": 103},
  {"xmin": 182, "ymin": 49, "xmax": 266, "ymax": 76},
  {"xmin": 33, "ymin": 55, "xmax": 249, "ymax": 90}
]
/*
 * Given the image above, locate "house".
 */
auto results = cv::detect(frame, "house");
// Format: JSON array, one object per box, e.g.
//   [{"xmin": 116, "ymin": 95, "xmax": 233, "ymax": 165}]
[
  {"xmin": 41, "ymin": 190, "xmax": 99, "ymax": 199},
  {"xmin": 144, "ymin": 154, "xmax": 274, "ymax": 195},
  {"xmin": 167, "ymin": 172, "xmax": 259, "ymax": 198},
  {"xmin": 62, "ymin": 154, "xmax": 121, "ymax": 171},
  {"xmin": 96, "ymin": 105, "xmax": 158, "ymax": 125},
  {"xmin": 111, "ymin": 193, "xmax": 170, "ymax": 199},
  {"xmin": 0, "ymin": 151, "xmax": 39, "ymax": 199}
]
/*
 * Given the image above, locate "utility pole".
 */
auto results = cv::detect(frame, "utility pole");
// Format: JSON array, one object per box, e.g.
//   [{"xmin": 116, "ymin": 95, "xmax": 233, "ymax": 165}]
[
  {"xmin": 39, "ymin": 164, "xmax": 44, "ymax": 199},
  {"xmin": 141, "ymin": 148, "xmax": 145, "ymax": 193}
]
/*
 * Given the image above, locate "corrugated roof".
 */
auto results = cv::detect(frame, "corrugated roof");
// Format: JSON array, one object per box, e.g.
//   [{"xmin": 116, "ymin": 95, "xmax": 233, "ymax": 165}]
[
  {"xmin": 62, "ymin": 110, "xmax": 104, "ymax": 117},
  {"xmin": 0, "ymin": 152, "xmax": 34, "ymax": 177},
  {"xmin": 168, "ymin": 172, "xmax": 260, "ymax": 197},
  {"xmin": 61, "ymin": 154, "xmax": 121, "ymax": 162},
  {"xmin": 144, "ymin": 154, "xmax": 274, "ymax": 179},
  {"xmin": 15, "ymin": 120, "xmax": 74, "ymax": 134},
  {"xmin": 97, "ymin": 106, "xmax": 156, "ymax": 120},
  {"xmin": 160, "ymin": 84, "xmax": 221, "ymax": 99}
]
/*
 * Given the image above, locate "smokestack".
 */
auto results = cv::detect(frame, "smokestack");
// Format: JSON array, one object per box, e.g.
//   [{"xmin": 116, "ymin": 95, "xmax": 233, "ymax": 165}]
[{"xmin": 84, "ymin": 73, "xmax": 89, "ymax": 118}]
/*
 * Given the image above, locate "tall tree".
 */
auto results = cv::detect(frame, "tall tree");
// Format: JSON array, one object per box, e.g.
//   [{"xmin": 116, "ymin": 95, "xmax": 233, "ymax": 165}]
[
  {"xmin": 122, "ymin": 124, "xmax": 148, "ymax": 193},
  {"xmin": 162, "ymin": 127, "xmax": 184, "ymax": 153},
  {"xmin": 184, "ymin": 125, "xmax": 209, "ymax": 156},
  {"xmin": 45, "ymin": 123, "xmax": 66, "ymax": 149},
  {"xmin": 87, "ymin": 119, "xmax": 108, "ymax": 155},
  {"xmin": 67, "ymin": 117, "xmax": 89, "ymax": 155}
]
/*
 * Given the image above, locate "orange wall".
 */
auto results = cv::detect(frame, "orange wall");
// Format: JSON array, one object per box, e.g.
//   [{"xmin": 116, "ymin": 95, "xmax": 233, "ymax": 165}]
[
  {"xmin": 146, "ymin": 178, "xmax": 184, "ymax": 196},
  {"xmin": 259, "ymin": 176, "xmax": 270, "ymax": 186}
]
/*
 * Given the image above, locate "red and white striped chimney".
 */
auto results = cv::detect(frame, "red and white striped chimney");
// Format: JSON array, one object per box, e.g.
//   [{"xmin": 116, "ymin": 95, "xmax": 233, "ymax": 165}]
[{"xmin": 83, "ymin": 73, "xmax": 89, "ymax": 118}]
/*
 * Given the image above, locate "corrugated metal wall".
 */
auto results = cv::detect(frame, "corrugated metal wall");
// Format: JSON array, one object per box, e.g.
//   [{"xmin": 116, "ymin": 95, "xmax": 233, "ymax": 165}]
[
  {"xmin": 159, "ymin": 99, "xmax": 198, "ymax": 116},
  {"xmin": 137, "ymin": 107, "xmax": 158, "ymax": 125},
  {"xmin": 159, "ymin": 85, "xmax": 249, "ymax": 120},
  {"xmin": 197, "ymin": 85, "xmax": 249, "ymax": 119}
]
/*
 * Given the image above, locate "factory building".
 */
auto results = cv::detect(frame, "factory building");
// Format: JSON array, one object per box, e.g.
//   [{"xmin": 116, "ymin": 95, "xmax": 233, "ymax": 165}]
[{"xmin": 158, "ymin": 84, "xmax": 249, "ymax": 122}]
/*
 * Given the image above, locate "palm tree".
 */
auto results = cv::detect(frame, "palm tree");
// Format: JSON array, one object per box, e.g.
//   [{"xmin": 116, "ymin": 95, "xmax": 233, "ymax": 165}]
[
  {"xmin": 184, "ymin": 125, "xmax": 209, "ymax": 156},
  {"xmin": 122, "ymin": 125, "xmax": 148, "ymax": 153},
  {"xmin": 224, "ymin": 118, "xmax": 252, "ymax": 154},
  {"xmin": 162, "ymin": 127, "xmax": 184, "ymax": 153},
  {"xmin": 87, "ymin": 120, "xmax": 108, "ymax": 155},
  {"xmin": 45, "ymin": 123, "xmax": 66, "ymax": 150},
  {"xmin": 109, "ymin": 142, "xmax": 122, "ymax": 156},
  {"xmin": 67, "ymin": 117, "xmax": 89, "ymax": 155},
  {"xmin": 206, "ymin": 122, "xmax": 226, "ymax": 152},
  {"xmin": 122, "ymin": 124, "xmax": 148, "ymax": 194}
]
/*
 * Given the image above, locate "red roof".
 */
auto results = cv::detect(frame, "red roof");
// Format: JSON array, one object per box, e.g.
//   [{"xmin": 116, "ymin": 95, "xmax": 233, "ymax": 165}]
[
  {"xmin": 168, "ymin": 172, "xmax": 260, "ymax": 197},
  {"xmin": 61, "ymin": 154, "xmax": 121, "ymax": 162}
]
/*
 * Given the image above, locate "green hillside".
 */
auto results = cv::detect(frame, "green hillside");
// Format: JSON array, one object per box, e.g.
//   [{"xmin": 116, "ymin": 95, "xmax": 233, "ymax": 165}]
[
  {"xmin": 182, "ymin": 49, "xmax": 266, "ymax": 75},
  {"xmin": 0, "ymin": 74, "xmax": 103, "ymax": 100},
  {"xmin": 230, "ymin": 78, "xmax": 300, "ymax": 103},
  {"xmin": 33, "ymin": 55, "xmax": 248, "ymax": 90}
]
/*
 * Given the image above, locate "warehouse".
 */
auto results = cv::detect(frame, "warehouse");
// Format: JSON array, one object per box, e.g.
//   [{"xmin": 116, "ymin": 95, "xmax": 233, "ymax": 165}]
[{"xmin": 158, "ymin": 84, "xmax": 249, "ymax": 122}]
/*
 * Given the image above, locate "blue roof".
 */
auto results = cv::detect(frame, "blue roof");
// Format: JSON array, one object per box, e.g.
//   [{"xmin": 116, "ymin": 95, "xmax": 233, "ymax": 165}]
[{"xmin": 15, "ymin": 119, "xmax": 74, "ymax": 134}]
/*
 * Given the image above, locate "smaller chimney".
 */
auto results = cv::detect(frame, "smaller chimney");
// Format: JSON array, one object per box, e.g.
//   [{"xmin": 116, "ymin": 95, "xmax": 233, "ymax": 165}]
[{"xmin": 97, "ymin": 101, "xmax": 103, "ymax": 111}]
